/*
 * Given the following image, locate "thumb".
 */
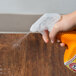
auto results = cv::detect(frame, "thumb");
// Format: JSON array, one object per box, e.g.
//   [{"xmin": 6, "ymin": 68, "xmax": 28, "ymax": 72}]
[{"xmin": 49, "ymin": 25, "xmax": 60, "ymax": 43}]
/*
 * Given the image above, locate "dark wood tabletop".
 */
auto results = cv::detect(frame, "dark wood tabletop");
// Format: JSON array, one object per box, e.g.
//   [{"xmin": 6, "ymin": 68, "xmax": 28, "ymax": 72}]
[{"xmin": 0, "ymin": 33, "xmax": 75, "ymax": 76}]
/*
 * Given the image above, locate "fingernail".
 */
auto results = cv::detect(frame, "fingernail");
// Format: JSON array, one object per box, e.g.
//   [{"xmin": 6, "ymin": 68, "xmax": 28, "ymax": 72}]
[
  {"xmin": 46, "ymin": 39, "xmax": 49, "ymax": 43},
  {"xmin": 57, "ymin": 40, "xmax": 60, "ymax": 43},
  {"xmin": 60, "ymin": 43, "xmax": 65, "ymax": 47},
  {"xmin": 44, "ymin": 38, "xmax": 48, "ymax": 43},
  {"xmin": 51, "ymin": 40, "xmax": 54, "ymax": 43}
]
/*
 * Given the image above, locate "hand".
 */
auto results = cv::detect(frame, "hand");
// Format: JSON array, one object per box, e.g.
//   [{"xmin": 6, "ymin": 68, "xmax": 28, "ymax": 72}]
[{"xmin": 42, "ymin": 11, "xmax": 76, "ymax": 47}]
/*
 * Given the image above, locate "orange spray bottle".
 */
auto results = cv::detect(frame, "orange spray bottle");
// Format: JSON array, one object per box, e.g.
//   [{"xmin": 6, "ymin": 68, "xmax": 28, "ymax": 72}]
[
  {"xmin": 30, "ymin": 13, "xmax": 76, "ymax": 72},
  {"xmin": 57, "ymin": 31, "xmax": 76, "ymax": 72}
]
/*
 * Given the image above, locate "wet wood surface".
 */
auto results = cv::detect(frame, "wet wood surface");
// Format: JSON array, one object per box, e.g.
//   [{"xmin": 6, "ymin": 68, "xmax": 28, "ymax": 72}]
[{"xmin": 0, "ymin": 33, "xmax": 75, "ymax": 76}]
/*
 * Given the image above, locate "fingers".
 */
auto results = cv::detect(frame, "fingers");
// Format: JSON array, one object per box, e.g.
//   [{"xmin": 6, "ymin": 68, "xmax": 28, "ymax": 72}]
[
  {"xmin": 60, "ymin": 43, "xmax": 65, "ymax": 47},
  {"xmin": 49, "ymin": 25, "xmax": 60, "ymax": 43},
  {"xmin": 41, "ymin": 26, "xmax": 65, "ymax": 47},
  {"xmin": 57, "ymin": 40, "xmax": 65, "ymax": 47},
  {"xmin": 42, "ymin": 30, "xmax": 49, "ymax": 43},
  {"xmin": 42, "ymin": 30, "xmax": 65, "ymax": 47}
]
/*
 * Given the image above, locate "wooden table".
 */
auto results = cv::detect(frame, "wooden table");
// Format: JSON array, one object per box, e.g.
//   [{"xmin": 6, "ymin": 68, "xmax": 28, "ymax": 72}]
[{"xmin": 0, "ymin": 33, "xmax": 75, "ymax": 76}]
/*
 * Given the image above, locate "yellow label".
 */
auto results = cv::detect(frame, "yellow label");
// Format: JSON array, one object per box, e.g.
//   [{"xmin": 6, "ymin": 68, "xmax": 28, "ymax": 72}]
[{"xmin": 64, "ymin": 55, "xmax": 76, "ymax": 72}]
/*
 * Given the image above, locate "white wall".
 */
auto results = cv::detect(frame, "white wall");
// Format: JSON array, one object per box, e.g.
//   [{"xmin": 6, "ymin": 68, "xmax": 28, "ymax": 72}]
[{"xmin": 0, "ymin": 0, "xmax": 76, "ymax": 14}]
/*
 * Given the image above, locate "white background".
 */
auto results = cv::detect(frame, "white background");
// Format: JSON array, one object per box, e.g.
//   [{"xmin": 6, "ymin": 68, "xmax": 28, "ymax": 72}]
[{"xmin": 0, "ymin": 0, "xmax": 76, "ymax": 14}]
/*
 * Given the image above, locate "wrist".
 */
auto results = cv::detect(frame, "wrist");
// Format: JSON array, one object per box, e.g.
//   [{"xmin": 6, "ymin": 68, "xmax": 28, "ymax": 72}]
[{"xmin": 70, "ymin": 11, "xmax": 76, "ymax": 25}]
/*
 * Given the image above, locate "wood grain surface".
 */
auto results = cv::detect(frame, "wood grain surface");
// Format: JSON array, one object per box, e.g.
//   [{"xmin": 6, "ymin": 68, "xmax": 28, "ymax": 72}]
[{"xmin": 0, "ymin": 33, "xmax": 75, "ymax": 76}]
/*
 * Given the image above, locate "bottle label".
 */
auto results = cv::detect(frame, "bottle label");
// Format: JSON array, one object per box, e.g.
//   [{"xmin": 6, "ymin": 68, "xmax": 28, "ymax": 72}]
[{"xmin": 64, "ymin": 55, "xmax": 76, "ymax": 72}]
